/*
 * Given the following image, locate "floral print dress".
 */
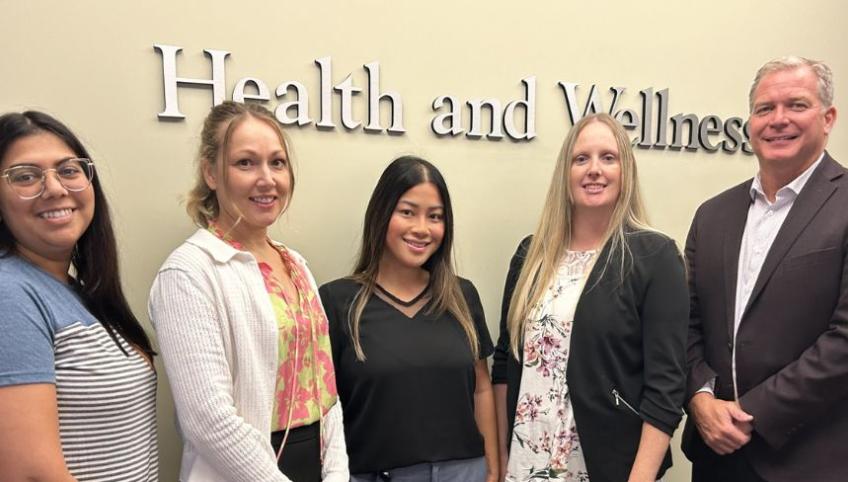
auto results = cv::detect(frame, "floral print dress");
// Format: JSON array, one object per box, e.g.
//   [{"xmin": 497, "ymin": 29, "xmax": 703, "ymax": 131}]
[{"xmin": 506, "ymin": 250, "xmax": 597, "ymax": 482}]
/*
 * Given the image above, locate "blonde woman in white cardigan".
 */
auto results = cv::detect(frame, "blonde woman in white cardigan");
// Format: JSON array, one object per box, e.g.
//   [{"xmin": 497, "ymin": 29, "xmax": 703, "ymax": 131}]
[{"xmin": 149, "ymin": 102, "xmax": 347, "ymax": 482}]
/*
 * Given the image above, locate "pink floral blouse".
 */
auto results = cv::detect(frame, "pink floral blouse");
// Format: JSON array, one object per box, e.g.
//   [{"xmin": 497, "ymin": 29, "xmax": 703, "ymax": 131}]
[{"xmin": 208, "ymin": 223, "xmax": 337, "ymax": 431}]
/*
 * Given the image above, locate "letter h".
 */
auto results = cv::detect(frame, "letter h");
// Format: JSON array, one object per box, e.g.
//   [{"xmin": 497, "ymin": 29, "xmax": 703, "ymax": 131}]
[{"xmin": 154, "ymin": 44, "xmax": 230, "ymax": 119}]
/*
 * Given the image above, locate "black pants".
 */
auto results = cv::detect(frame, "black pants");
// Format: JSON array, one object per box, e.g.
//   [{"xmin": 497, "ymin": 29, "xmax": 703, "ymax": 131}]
[
  {"xmin": 271, "ymin": 422, "xmax": 321, "ymax": 482},
  {"xmin": 692, "ymin": 451, "xmax": 767, "ymax": 482}
]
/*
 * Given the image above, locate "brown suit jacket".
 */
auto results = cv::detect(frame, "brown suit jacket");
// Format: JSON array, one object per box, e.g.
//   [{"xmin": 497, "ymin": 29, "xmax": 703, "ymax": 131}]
[{"xmin": 682, "ymin": 153, "xmax": 848, "ymax": 482}]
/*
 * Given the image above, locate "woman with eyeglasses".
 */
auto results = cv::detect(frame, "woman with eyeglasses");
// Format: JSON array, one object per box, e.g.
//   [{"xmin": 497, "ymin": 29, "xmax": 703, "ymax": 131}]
[
  {"xmin": 0, "ymin": 111, "xmax": 158, "ymax": 481},
  {"xmin": 493, "ymin": 114, "xmax": 688, "ymax": 482},
  {"xmin": 149, "ymin": 101, "xmax": 347, "ymax": 482}
]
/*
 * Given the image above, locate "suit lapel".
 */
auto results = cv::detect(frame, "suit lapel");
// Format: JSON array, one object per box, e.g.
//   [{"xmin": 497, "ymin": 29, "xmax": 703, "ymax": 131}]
[
  {"xmin": 723, "ymin": 182, "xmax": 753, "ymax": 342},
  {"xmin": 742, "ymin": 155, "xmax": 840, "ymax": 318}
]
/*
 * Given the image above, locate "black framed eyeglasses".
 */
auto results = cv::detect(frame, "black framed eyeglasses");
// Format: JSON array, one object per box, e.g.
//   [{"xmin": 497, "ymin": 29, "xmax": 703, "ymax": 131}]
[{"xmin": 1, "ymin": 158, "xmax": 95, "ymax": 200}]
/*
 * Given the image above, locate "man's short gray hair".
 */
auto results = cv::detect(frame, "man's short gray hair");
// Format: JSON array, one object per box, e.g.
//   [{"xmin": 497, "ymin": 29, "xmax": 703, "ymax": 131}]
[{"xmin": 749, "ymin": 56, "xmax": 834, "ymax": 112}]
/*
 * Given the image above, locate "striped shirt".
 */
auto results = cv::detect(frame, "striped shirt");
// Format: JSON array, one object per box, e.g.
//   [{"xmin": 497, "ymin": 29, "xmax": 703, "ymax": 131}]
[{"xmin": 0, "ymin": 255, "xmax": 158, "ymax": 481}]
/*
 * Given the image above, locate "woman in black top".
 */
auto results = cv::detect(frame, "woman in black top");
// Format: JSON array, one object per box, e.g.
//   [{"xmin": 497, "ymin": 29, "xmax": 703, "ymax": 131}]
[
  {"xmin": 492, "ymin": 114, "xmax": 688, "ymax": 482},
  {"xmin": 319, "ymin": 156, "xmax": 498, "ymax": 481}
]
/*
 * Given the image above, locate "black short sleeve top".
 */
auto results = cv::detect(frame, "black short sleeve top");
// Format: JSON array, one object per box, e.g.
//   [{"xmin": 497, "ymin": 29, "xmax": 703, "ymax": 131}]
[{"xmin": 319, "ymin": 277, "xmax": 494, "ymax": 474}]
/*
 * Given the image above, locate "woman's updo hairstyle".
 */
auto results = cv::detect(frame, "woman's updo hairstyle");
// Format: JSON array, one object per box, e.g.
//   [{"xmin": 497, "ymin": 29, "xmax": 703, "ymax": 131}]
[{"xmin": 185, "ymin": 101, "xmax": 294, "ymax": 227}]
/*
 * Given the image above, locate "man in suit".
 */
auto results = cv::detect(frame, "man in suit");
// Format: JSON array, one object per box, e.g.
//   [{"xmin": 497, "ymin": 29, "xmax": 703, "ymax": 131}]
[{"xmin": 683, "ymin": 56, "xmax": 846, "ymax": 481}]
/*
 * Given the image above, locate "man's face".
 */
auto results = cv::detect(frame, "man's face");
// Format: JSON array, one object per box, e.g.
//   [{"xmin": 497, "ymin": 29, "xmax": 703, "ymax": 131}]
[{"xmin": 748, "ymin": 66, "xmax": 836, "ymax": 174}]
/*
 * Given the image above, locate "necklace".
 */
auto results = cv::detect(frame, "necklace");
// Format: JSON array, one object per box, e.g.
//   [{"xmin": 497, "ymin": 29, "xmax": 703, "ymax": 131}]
[{"xmin": 375, "ymin": 282, "xmax": 430, "ymax": 308}]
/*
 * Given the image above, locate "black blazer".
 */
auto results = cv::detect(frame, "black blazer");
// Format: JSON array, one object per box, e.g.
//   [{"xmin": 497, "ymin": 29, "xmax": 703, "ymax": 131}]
[
  {"xmin": 683, "ymin": 153, "xmax": 848, "ymax": 482},
  {"xmin": 492, "ymin": 230, "xmax": 688, "ymax": 482}
]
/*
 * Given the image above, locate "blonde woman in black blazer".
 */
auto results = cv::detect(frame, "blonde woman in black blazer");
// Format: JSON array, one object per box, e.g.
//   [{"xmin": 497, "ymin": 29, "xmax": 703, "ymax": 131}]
[{"xmin": 492, "ymin": 113, "xmax": 688, "ymax": 482}]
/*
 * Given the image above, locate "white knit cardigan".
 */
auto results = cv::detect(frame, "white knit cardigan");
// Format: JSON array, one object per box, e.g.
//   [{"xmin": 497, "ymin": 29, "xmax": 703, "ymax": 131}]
[{"xmin": 149, "ymin": 229, "xmax": 348, "ymax": 482}]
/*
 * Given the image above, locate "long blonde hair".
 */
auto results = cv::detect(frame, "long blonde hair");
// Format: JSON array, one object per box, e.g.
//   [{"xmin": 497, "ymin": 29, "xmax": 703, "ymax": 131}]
[
  {"xmin": 348, "ymin": 156, "xmax": 479, "ymax": 361},
  {"xmin": 507, "ymin": 113, "xmax": 652, "ymax": 356}
]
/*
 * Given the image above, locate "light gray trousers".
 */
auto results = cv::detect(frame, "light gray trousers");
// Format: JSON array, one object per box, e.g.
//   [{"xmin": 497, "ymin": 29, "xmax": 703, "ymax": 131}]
[{"xmin": 350, "ymin": 456, "xmax": 487, "ymax": 482}]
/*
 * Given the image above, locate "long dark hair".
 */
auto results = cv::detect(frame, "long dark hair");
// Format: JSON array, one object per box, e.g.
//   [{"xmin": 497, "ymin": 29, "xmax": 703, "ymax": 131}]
[
  {"xmin": 348, "ymin": 155, "xmax": 478, "ymax": 360},
  {"xmin": 0, "ymin": 111, "xmax": 155, "ymax": 359}
]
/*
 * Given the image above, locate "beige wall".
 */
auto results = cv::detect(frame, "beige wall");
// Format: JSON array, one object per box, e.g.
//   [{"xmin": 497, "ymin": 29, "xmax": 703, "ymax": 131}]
[{"xmin": 2, "ymin": 1, "xmax": 846, "ymax": 480}]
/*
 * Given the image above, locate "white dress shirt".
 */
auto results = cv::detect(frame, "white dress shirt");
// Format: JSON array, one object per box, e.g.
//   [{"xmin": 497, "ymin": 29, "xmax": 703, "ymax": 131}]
[
  {"xmin": 699, "ymin": 152, "xmax": 824, "ymax": 399},
  {"xmin": 731, "ymin": 153, "xmax": 824, "ymax": 398}
]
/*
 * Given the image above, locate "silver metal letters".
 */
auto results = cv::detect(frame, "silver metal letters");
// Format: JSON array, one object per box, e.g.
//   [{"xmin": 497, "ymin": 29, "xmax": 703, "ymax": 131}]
[{"xmin": 153, "ymin": 44, "xmax": 750, "ymax": 152}]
